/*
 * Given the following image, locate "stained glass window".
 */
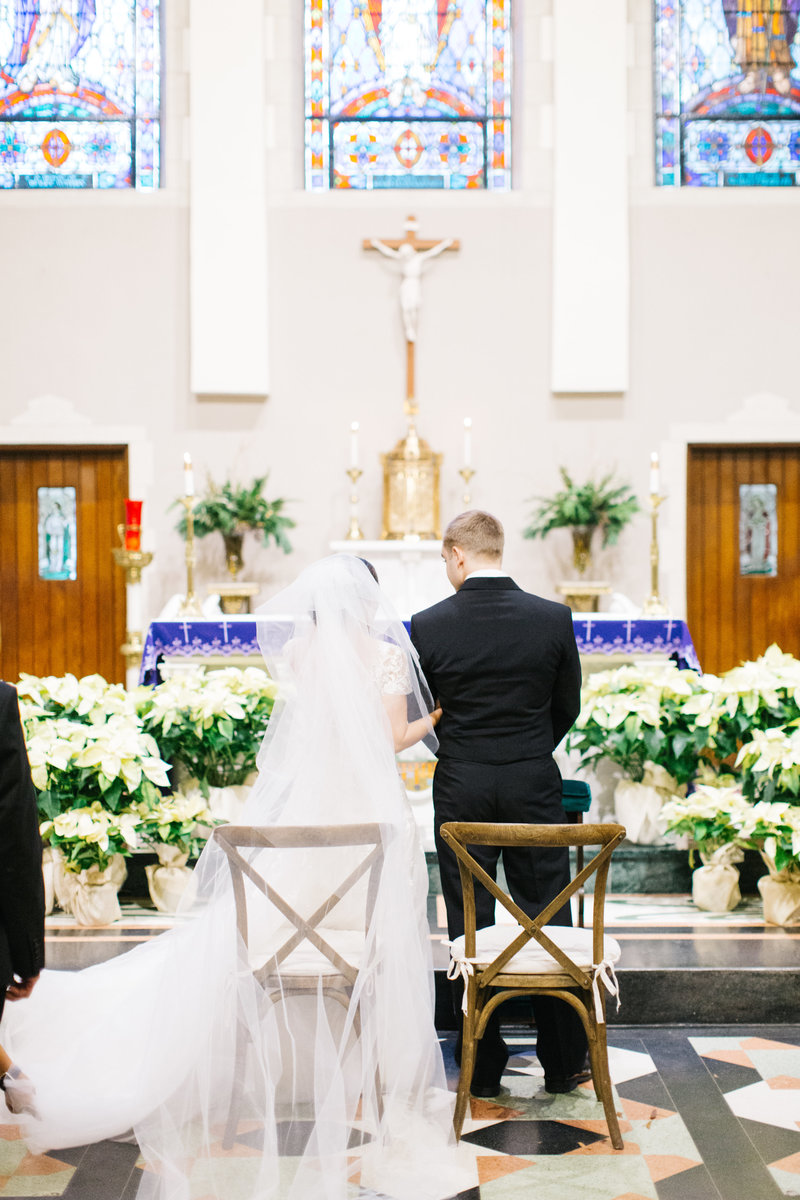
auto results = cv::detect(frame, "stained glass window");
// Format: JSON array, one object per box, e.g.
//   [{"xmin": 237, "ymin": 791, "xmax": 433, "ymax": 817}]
[
  {"xmin": 655, "ymin": 1, "xmax": 800, "ymax": 186},
  {"xmin": 304, "ymin": 1, "xmax": 511, "ymax": 190},
  {"xmin": 0, "ymin": 1, "xmax": 161, "ymax": 190},
  {"xmin": 38, "ymin": 486, "xmax": 77, "ymax": 580}
]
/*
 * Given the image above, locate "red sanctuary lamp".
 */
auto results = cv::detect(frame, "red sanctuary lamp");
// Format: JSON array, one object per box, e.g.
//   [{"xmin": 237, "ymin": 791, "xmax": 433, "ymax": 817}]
[{"xmin": 124, "ymin": 499, "xmax": 143, "ymax": 550}]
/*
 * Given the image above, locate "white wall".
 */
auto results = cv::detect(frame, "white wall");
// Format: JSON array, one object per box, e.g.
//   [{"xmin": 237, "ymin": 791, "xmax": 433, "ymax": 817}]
[{"xmin": 2, "ymin": 0, "xmax": 799, "ymax": 628}]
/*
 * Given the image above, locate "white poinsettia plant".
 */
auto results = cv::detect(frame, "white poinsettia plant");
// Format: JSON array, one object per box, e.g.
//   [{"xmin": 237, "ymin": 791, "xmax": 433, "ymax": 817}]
[
  {"xmin": 703, "ymin": 645, "xmax": 800, "ymax": 764},
  {"xmin": 735, "ymin": 727, "xmax": 800, "ymax": 803},
  {"xmin": 660, "ymin": 779, "xmax": 752, "ymax": 862},
  {"xmin": 568, "ymin": 662, "xmax": 710, "ymax": 786},
  {"xmin": 139, "ymin": 666, "xmax": 279, "ymax": 791},
  {"xmin": 39, "ymin": 802, "xmax": 142, "ymax": 874},
  {"xmin": 737, "ymin": 801, "xmax": 800, "ymax": 879},
  {"xmin": 134, "ymin": 788, "xmax": 218, "ymax": 858},
  {"xmin": 16, "ymin": 672, "xmax": 148, "ymax": 725},
  {"xmin": 25, "ymin": 713, "xmax": 171, "ymax": 822}
]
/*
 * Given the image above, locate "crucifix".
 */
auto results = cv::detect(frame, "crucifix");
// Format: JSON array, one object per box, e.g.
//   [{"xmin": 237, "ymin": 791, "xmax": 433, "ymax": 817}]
[{"xmin": 363, "ymin": 215, "xmax": 460, "ymax": 416}]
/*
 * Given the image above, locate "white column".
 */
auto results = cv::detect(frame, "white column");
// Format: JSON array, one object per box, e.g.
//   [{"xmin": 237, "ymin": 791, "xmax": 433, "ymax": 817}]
[
  {"xmin": 189, "ymin": 0, "xmax": 269, "ymax": 396},
  {"xmin": 551, "ymin": 0, "xmax": 629, "ymax": 393}
]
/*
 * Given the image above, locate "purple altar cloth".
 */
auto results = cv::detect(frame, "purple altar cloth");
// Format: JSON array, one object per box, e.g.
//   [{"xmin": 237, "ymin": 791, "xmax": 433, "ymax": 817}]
[
  {"xmin": 572, "ymin": 617, "xmax": 700, "ymax": 671},
  {"xmin": 140, "ymin": 616, "xmax": 700, "ymax": 686}
]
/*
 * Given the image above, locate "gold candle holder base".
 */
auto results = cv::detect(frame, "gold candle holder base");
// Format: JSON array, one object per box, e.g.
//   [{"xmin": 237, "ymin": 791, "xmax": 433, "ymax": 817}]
[
  {"xmin": 111, "ymin": 546, "xmax": 153, "ymax": 585},
  {"xmin": 345, "ymin": 466, "xmax": 364, "ymax": 540},
  {"xmin": 120, "ymin": 629, "xmax": 144, "ymax": 671},
  {"xmin": 458, "ymin": 466, "xmax": 476, "ymax": 507}
]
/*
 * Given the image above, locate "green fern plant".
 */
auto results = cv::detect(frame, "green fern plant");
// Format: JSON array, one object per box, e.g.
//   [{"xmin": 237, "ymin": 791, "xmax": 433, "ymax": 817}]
[
  {"xmin": 175, "ymin": 475, "xmax": 294, "ymax": 554},
  {"xmin": 524, "ymin": 467, "xmax": 639, "ymax": 548}
]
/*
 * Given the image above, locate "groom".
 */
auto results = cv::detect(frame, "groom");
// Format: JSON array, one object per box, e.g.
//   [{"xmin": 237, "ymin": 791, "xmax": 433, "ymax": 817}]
[{"xmin": 410, "ymin": 510, "xmax": 588, "ymax": 1096}]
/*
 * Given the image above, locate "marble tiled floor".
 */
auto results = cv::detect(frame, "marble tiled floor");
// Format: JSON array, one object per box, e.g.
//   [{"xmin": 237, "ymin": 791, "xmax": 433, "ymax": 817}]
[{"xmin": 1, "ymin": 1026, "xmax": 799, "ymax": 1199}]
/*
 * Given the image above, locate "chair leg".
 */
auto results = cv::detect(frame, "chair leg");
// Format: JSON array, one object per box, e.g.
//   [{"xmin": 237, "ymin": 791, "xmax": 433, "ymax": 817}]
[
  {"xmin": 453, "ymin": 985, "xmax": 478, "ymax": 1141},
  {"xmin": 587, "ymin": 1020, "xmax": 623, "ymax": 1151}
]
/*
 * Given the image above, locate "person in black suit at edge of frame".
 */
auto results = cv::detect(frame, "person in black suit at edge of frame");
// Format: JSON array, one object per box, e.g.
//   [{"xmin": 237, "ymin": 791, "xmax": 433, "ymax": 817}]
[
  {"xmin": 410, "ymin": 509, "xmax": 590, "ymax": 1097},
  {"xmin": 0, "ymin": 680, "xmax": 45, "ymax": 1115}
]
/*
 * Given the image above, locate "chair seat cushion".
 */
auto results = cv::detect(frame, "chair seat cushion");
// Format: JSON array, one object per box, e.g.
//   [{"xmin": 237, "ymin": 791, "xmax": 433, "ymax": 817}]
[
  {"xmin": 250, "ymin": 928, "xmax": 367, "ymax": 977},
  {"xmin": 449, "ymin": 923, "xmax": 621, "ymax": 975}
]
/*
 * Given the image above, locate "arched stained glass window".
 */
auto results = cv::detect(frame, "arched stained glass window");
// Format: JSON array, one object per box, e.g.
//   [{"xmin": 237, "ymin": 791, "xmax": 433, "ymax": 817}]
[
  {"xmin": 655, "ymin": 1, "xmax": 800, "ymax": 187},
  {"xmin": 304, "ymin": 1, "xmax": 511, "ymax": 190},
  {"xmin": 0, "ymin": 1, "xmax": 161, "ymax": 190}
]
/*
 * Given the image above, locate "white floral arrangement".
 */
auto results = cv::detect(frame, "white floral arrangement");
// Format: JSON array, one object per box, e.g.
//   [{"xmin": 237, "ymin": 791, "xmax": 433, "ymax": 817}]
[
  {"xmin": 139, "ymin": 666, "xmax": 279, "ymax": 790},
  {"xmin": 737, "ymin": 801, "xmax": 800, "ymax": 879},
  {"xmin": 660, "ymin": 781, "xmax": 752, "ymax": 859},
  {"xmin": 735, "ymin": 727, "xmax": 800, "ymax": 801},
  {"xmin": 25, "ymin": 713, "xmax": 171, "ymax": 822},
  {"xmin": 569, "ymin": 661, "xmax": 709, "ymax": 787},
  {"xmin": 17, "ymin": 672, "xmax": 147, "ymax": 725},
  {"xmin": 39, "ymin": 801, "xmax": 141, "ymax": 873},
  {"xmin": 134, "ymin": 788, "xmax": 218, "ymax": 858}
]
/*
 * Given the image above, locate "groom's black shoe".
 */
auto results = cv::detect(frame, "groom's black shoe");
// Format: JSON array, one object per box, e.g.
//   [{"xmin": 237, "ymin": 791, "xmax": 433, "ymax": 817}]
[
  {"xmin": 544, "ymin": 1055, "xmax": 593, "ymax": 1095},
  {"xmin": 455, "ymin": 1039, "xmax": 509, "ymax": 1098}
]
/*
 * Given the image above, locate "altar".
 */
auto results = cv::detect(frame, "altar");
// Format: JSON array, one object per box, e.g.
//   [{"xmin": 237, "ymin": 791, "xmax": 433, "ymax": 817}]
[{"xmin": 139, "ymin": 614, "xmax": 700, "ymax": 685}]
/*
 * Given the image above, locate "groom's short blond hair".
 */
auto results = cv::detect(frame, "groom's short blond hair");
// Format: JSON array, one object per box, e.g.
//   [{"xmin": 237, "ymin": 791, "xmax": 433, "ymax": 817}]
[{"xmin": 443, "ymin": 511, "xmax": 504, "ymax": 560}]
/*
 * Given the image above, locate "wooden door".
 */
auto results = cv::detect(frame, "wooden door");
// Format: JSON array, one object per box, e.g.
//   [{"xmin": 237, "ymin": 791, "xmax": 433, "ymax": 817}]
[
  {"xmin": 687, "ymin": 444, "xmax": 800, "ymax": 675},
  {"xmin": 0, "ymin": 446, "xmax": 128, "ymax": 683}
]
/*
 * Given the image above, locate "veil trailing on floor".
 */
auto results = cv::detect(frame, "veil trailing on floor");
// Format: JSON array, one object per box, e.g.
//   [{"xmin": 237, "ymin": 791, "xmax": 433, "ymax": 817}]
[{"xmin": 1, "ymin": 555, "xmax": 471, "ymax": 1200}]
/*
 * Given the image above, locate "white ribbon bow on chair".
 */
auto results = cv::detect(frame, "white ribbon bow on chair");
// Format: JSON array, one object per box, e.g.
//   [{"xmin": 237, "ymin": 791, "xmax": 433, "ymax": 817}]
[{"xmin": 592, "ymin": 959, "xmax": 621, "ymax": 1024}]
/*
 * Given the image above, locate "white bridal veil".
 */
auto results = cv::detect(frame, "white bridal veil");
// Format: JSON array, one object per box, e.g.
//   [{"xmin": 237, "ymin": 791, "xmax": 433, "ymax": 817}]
[{"xmin": 1, "ymin": 555, "xmax": 471, "ymax": 1200}]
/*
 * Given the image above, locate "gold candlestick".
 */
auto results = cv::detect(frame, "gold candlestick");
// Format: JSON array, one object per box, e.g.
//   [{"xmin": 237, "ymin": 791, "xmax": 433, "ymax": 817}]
[
  {"xmin": 458, "ymin": 466, "xmax": 476, "ymax": 507},
  {"xmin": 178, "ymin": 495, "xmax": 203, "ymax": 616},
  {"xmin": 345, "ymin": 466, "xmax": 364, "ymax": 540},
  {"xmin": 642, "ymin": 493, "xmax": 669, "ymax": 616}
]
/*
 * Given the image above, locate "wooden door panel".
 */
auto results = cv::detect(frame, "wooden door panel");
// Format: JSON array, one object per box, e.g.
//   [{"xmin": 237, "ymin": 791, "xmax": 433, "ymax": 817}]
[
  {"xmin": 687, "ymin": 445, "xmax": 800, "ymax": 675},
  {"xmin": 0, "ymin": 446, "xmax": 128, "ymax": 683}
]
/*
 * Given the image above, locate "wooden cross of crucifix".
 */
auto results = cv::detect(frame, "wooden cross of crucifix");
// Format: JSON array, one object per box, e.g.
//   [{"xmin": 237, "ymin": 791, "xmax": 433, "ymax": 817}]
[{"xmin": 363, "ymin": 215, "xmax": 460, "ymax": 416}]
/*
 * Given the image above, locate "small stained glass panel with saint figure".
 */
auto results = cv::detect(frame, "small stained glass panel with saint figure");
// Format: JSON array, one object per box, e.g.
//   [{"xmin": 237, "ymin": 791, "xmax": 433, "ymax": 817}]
[
  {"xmin": 739, "ymin": 483, "xmax": 778, "ymax": 577},
  {"xmin": 654, "ymin": 0, "xmax": 800, "ymax": 187},
  {"xmin": 38, "ymin": 486, "xmax": 77, "ymax": 581},
  {"xmin": 304, "ymin": 0, "xmax": 511, "ymax": 190}
]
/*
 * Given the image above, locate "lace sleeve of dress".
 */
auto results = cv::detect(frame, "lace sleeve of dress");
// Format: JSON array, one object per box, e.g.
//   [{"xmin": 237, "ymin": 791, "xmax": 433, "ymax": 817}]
[{"xmin": 375, "ymin": 642, "xmax": 412, "ymax": 695}]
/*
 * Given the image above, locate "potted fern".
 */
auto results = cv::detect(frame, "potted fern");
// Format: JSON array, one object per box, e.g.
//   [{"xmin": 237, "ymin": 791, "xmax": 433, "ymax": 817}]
[
  {"xmin": 175, "ymin": 475, "xmax": 294, "ymax": 579},
  {"xmin": 524, "ymin": 467, "xmax": 640, "ymax": 577}
]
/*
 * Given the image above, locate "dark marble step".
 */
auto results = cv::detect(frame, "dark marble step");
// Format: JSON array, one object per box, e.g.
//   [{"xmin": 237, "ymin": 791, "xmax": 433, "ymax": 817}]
[{"xmin": 424, "ymin": 845, "xmax": 769, "ymax": 899}]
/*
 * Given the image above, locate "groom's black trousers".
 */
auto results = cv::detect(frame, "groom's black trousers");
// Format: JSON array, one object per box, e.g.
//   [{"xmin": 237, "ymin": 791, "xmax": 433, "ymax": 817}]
[{"xmin": 433, "ymin": 755, "xmax": 588, "ymax": 1085}]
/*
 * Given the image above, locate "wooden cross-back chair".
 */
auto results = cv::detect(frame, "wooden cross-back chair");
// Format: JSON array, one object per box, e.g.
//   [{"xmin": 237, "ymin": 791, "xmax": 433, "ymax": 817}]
[
  {"xmin": 439, "ymin": 821, "xmax": 626, "ymax": 1149},
  {"xmin": 213, "ymin": 823, "xmax": 385, "ymax": 1148}
]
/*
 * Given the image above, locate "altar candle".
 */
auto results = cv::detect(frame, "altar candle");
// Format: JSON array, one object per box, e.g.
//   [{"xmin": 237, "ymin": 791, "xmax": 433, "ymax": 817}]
[
  {"xmin": 183, "ymin": 452, "xmax": 194, "ymax": 497},
  {"xmin": 463, "ymin": 417, "xmax": 472, "ymax": 467},
  {"xmin": 649, "ymin": 451, "xmax": 660, "ymax": 496},
  {"xmin": 350, "ymin": 421, "xmax": 359, "ymax": 468}
]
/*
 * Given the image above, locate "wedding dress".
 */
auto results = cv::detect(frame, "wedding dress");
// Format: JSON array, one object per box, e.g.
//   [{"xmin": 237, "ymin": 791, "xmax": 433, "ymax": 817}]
[{"xmin": 1, "ymin": 555, "xmax": 472, "ymax": 1200}]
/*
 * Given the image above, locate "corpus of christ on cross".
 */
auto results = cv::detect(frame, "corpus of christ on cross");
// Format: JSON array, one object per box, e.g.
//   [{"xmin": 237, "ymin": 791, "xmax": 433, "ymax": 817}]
[{"xmin": 363, "ymin": 216, "xmax": 460, "ymax": 417}]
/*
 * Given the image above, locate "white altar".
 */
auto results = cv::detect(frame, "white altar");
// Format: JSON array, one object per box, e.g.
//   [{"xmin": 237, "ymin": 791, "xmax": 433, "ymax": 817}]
[{"xmin": 329, "ymin": 539, "xmax": 450, "ymax": 619}]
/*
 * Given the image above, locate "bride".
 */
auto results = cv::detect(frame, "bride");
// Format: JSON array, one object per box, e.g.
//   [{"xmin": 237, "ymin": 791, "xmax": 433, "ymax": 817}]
[{"xmin": 1, "ymin": 555, "xmax": 472, "ymax": 1200}]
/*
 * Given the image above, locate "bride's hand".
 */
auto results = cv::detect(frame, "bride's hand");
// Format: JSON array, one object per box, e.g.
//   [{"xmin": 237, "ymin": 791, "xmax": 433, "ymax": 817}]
[{"xmin": 429, "ymin": 706, "xmax": 443, "ymax": 728}]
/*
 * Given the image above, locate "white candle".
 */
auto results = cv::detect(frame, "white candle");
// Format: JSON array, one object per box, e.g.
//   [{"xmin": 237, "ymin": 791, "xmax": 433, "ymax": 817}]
[
  {"xmin": 183, "ymin": 452, "xmax": 194, "ymax": 497},
  {"xmin": 649, "ymin": 451, "xmax": 660, "ymax": 496},
  {"xmin": 463, "ymin": 417, "xmax": 472, "ymax": 467},
  {"xmin": 350, "ymin": 421, "xmax": 359, "ymax": 468}
]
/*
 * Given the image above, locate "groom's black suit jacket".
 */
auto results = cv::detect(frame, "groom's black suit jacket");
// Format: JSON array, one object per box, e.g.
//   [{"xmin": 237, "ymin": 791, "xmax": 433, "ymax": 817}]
[
  {"xmin": 409, "ymin": 576, "xmax": 581, "ymax": 767},
  {"xmin": 0, "ymin": 681, "xmax": 45, "ymax": 1017}
]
